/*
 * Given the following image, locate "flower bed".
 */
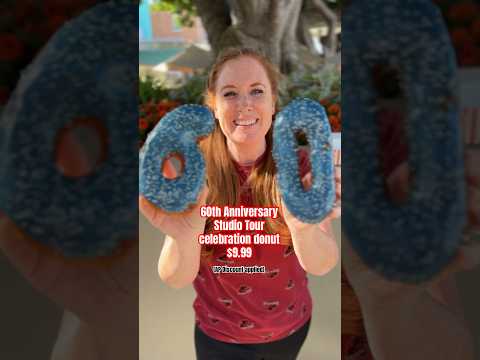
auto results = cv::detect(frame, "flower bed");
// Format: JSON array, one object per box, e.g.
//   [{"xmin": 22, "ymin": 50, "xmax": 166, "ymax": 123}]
[{"xmin": 138, "ymin": 64, "xmax": 342, "ymax": 146}]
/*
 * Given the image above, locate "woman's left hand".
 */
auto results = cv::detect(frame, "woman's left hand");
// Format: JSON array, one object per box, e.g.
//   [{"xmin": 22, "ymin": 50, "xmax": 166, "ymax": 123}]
[{"xmin": 282, "ymin": 167, "xmax": 341, "ymax": 233}]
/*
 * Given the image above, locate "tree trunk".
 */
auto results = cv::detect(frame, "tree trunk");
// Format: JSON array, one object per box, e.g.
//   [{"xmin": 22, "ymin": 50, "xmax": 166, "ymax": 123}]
[
  {"xmin": 310, "ymin": 0, "xmax": 338, "ymax": 58},
  {"xmin": 193, "ymin": 0, "xmax": 323, "ymax": 73},
  {"xmin": 192, "ymin": 0, "xmax": 231, "ymax": 54}
]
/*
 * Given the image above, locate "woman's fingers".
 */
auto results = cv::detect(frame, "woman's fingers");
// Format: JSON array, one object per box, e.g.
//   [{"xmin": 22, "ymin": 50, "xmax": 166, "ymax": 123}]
[
  {"xmin": 458, "ymin": 242, "xmax": 480, "ymax": 271},
  {"xmin": 465, "ymin": 148, "xmax": 480, "ymax": 232},
  {"xmin": 0, "ymin": 213, "xmax": 41, "ymax": 280},
  {"xmin": 325, "ymin": 168, "xmax": 341, "ymax": 219},
  {"xmin": 301, "ymin": 172, "xmax": 312, "ymax": 190},
  {"xmin": 334, "ymin": 167, "xmax": 341, "ymax": 206},
  {"xmin": 385, "ymin": 162, "xmax": 410, "ymax": 204},
  {"xmin": 139, "ymin": 196, "xmax": 167, "ymax": 229},
  {"xmin": 55, "ymin": 124, "xmax": 93, "ymax": 177},
  {"xmin": 465, "ymin": 148, "xmax": 480, "ymax": 187},
  {"xmin": 467, "ymin": 184, "xmax": 480, "ymax": 230},
  {"xmin": 0, "ymin": 213, "xmax": 75, "ymax": 300},
  {"xmin": 162, "ymin": 157, "xmax": 178, "ymax": 179},
  {"xmin": 431, "ymin": 243, "xmax": 480, "ymax": 285},
  {"xmin": 139, "ymin": 195, "xmax": 155, "ymax": 220}
]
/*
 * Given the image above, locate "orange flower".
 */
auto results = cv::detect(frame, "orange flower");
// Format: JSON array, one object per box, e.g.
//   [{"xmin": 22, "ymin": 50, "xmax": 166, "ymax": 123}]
[
  {"xmin": 157, "ymin": 109, "xmax": 167, "ymax": 119},
  {"xmin": 329, "ymin": 115, "xmax": 339, "ymax": 126},
  {"xmin": 0, "ymin": 33, "xmax": 24, "ymax": 61},
  {"xmin": 328, "ymin": 103, "xmax": 341, "ymax": 115},
  {"xmin": 139, "ymin": 118, "xmax": 148, "ymax": 130}
]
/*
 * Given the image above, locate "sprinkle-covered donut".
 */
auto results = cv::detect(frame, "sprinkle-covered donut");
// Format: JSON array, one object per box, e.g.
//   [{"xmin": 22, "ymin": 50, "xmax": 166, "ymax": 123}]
[
  {"xmin": 343, "ymin": 0, "xmax": 465, "ymax": 282},
  {"xmin": 0, "ymin": 1, "xmax": 138, "ymax": 257},
  {"xmin": 139, "ymin": 105, "xmax": 215, "ymax": 213},
  {"xmin": 273, "ymin": 98, "xmax": 335, "ymax": 224}
]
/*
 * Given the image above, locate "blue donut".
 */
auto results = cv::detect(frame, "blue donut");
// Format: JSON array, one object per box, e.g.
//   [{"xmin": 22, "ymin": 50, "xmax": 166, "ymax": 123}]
[
  {"xmin": 139, "ymin": 105, "xmax": 215, "ymax": 213},
  {"xmin": 273, "ymin": 98, "xmax": 335, "ymax": 224},
  {"xmin": 0, "ymin": 2, "xmax": 138, "ymax": 257},
  {"xmin": 343, "ymin": 0, "xmax": 465, "ymax": 282}
]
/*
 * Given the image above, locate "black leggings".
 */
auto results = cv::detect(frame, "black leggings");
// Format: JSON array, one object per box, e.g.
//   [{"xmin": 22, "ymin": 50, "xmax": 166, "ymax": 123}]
[{"xmin": 194, "ymin": 318, "xmax": 311, "ymax": 360}]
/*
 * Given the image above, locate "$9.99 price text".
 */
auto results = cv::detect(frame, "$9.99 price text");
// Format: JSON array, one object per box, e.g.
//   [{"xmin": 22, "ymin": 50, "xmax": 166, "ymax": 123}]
[{"xmin": 226, "ymin": 247, "xmax": 252, "ymax": 258}]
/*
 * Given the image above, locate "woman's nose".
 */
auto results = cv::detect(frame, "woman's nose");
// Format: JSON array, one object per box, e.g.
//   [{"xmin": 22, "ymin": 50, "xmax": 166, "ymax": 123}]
[{"xmin": 238, "ymin": 93, "xmax": 253, "ymax": 110}]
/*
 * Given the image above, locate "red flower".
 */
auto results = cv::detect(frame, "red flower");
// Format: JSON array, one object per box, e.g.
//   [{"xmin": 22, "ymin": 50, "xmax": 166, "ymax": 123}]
[
  {"xmin": 329, "ymin": 115, "xmax": 341, "ymax": 132},
  {"xmin": 157, "ymin": 109, "xmax": 167, "ymax": 119},
  {"xmin": 0, "ymin": 33, "xmax": 25, "ymax": 61},
  {"xmin": 139, "ymin": 118, "xmax": 148, "ymax": 130},
  {"xmin": 328, "ymin": 103, "xmax": 341, "ymax": 115}
]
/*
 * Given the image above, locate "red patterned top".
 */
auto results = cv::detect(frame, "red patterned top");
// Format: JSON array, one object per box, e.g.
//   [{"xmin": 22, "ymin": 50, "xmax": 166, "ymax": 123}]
[{"xmin": 193, "ymin": 149, "xmax": 313, "ymax": 344}]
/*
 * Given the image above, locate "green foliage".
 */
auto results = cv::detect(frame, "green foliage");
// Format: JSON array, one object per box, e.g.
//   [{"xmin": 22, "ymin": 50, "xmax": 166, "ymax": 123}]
[
  {"xmin": 279, "ymin": 63, "xmax": 340, "ymax": 107},
  {"xmin": 168, "ymin": 74, "xmax": 207, "ymax": 104},
  {"xmin": 150, "ymin": 0, "xmax": 196, "ymax": 27},
  {"xmin": 139, "ymin": 74, "xmax": 170, "ymax": 104},
  {"xmin": 139, "ymin": 73, "xmax": 206, "ymax": 105}
]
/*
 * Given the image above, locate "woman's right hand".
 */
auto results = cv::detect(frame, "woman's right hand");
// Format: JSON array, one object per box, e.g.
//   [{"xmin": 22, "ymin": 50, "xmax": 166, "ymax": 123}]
[
  {"xmin": 139, "ymin": 158, "xmax": 209, "ymax": 242},
  {"xmin": 139, "ymin": 158, "xmax": 209, "ymax": 288}
]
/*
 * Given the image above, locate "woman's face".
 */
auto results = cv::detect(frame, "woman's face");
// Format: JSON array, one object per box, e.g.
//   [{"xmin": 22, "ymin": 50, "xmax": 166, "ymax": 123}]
[{"xmin": 213, "ymin": 56, "xmax": 275, "ymax": 146}]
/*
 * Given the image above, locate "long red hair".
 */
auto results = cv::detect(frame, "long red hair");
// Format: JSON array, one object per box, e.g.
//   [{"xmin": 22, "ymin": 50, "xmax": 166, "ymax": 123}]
[{"xmin": 198, "ymin": 47, "xmax": 292, "ymax": 260}]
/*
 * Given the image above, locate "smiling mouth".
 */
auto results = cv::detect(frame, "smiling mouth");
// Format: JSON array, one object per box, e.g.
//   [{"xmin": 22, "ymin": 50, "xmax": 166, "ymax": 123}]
[{"xmin": 234, "ymin": 118, "xmax": 259, "ymax": 127}]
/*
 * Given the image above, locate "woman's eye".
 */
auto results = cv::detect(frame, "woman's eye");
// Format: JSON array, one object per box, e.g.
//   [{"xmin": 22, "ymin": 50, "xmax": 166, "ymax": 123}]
[
  {"xmin": 252, "ymin": 88, "xmax": 264, "ymax": 96},
  {"xmin": 224, "ymin": 91, "xmax": 237, "ymax": 98}
]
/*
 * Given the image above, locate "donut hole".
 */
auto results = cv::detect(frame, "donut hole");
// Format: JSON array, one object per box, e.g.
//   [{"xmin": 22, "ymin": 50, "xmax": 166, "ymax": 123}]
[
  {"xmin": 55, "ymin": 117, "xmax": 108, "ymax": 178},
  {"xmin": 162, "ymin": 152, "xmax": 184, "ymax": 180},
  {"xmin": 295, "ymin": 130, "xmax": 312, "ymax": 191},
  {"xmin": 372, "ymin": 62, "xmax": 404, "ymax": 100},
  {"xmin": 372, "ymin": 62, "xmax": 411, "ymax": 204},
  {"xmin": 295, "ymin": 129, "xmax": 309, "ymax": 147}
]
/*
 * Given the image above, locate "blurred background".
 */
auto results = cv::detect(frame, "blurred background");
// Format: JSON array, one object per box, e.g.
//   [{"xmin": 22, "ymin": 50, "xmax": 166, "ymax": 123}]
[{"xmin": 138, "ymin": 0, "xmax": 342, "ymax": 148}]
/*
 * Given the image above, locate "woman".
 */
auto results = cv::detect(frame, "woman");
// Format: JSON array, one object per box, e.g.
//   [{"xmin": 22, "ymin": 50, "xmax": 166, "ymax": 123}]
[{"xmin": 140, "ymin": 47, "xmax": 341, "ymax": 359}]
